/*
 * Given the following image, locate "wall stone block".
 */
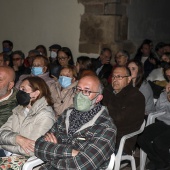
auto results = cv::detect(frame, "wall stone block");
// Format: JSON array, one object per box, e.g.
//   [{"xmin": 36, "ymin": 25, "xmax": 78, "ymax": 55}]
[
  {"xmin": 79, "ymin": 43, "xmax": 99, "ymax": 53},
  {"xmin": 105, "ymin": 3, "xmax": 126, "ymax": 15},
  {"xmin": 85, "ymin": 3, "xmax": 104, "ymax": 15},
  {"xmin": 78, "ymin": 0, "xmax": 121, "ymax": 5}
]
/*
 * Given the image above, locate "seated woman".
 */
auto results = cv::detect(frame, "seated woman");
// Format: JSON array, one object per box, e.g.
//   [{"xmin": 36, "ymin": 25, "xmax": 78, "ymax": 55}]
[
  {"xmin": 0, "ymin": 76, "xmax": 55, "ymax": 156},
  {"xmin": 128, "ymin": 59, "xmax": 155, "ymax": 114},
  {"xmin": 138, "ymin": 84, "xmax": 170, "ymax": 169},
  {"xmin": 50, "ymin": 47, "xmax": 75, "ymax": 78},
  {"xmin": 53, "ymin": 66, "xmax": 77, "ymax": 118}
]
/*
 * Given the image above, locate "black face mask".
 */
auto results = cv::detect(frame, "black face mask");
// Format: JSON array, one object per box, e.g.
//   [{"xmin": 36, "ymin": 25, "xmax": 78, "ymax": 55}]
[{"xmin": 16, "ymin": 90, "xmax": 31, "ymax": 106}]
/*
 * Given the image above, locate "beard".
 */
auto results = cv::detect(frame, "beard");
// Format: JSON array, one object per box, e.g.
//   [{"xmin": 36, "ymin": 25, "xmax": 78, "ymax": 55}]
[{"xmin": 0, "ymin": 85, "xmax": 9, "ymax": 98}]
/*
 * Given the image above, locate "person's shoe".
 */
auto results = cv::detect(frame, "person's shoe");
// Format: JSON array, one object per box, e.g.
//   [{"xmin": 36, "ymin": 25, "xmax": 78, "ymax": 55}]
[{"xmin": 146, "ymin": 161, "xmax": 156, "ymax": 170}]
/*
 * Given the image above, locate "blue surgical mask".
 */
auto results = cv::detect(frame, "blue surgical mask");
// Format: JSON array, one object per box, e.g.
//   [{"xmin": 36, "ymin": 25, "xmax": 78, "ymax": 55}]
[
  {"xmin": 31, "ymin": 67, "xmax": 43, "ymax": 75},
  {"xmin": 3, "ymin": 47, "xmax": 10, "ymax": 53},
  {"xmin": 59, "ymin": 76, "xmax": 72, "ymax": 88}
]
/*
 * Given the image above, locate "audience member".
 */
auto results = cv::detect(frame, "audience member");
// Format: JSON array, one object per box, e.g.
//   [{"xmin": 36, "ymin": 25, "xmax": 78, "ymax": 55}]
[
  {"xmin": 0, "ymin": 53, "xmax": 10, "ymax": 66},
  {"xmin": 35, "ymin": 45, "xmax": 47, "ymax": 57},
  {"xmin": 53, "ymin": 66, "xmax": 77, "ymax": 118},
  {"xmin": 12, "ymin": 50, "xmax": 31, "ymax": 83},
  {"xmin": 49, "ymin": 44, "xmax": 61, "ymax": 63},
  {"xmin": 50, "ymin": 47, "xmax": 74, "ymax": 79},
  {"xmin": 92, "ymin": 48, "xmax": 112, "ymax": 86},
  {"xmin": 134, "ymin": 40, "xmax": 159, "ymax": 78},
  {"xmin": 154, "ymin": 42, "xmax": 166, "ymax": 60},
  {"xmin": 2, "ymin": 40, "xmax": 13, "ymax": 56},
  {"xmin": 35, "ymin": 75, "xmax": 116, "ymax": 170},
  {"xmin": 128, "ymin": 59, "xmax": 155, "ymax": 114},
  {"xmin": 138, "ymin": 83, "xmax": 170, "ymax": 169},
  {"xmin": 103, "ymin": 66, "xmax": 145, "ymax": 154},
  {"xmin": 49, "ymin": 44, "xmax": 61, "ymax": 78},
  {"xmin": 76, "ymin": 56, "xmax": 93, "ymax": 79},
  {"xmin": 0, "ymin": 66, "xmax": 17, "ymax": 127},
  {"xmin": 163, "ymin": 43, "xmax": 170, "ymax": 53},
  {"xmin": 25, "ymin": 49, "xmax": 40, "ymax": 68},
  {"xmin": 0, "ymin": 77, "xmax": 55, "ymax": 156},
  {"xmin": 115, "ymin": 50, "xmax": 130, "ymax": 66}
]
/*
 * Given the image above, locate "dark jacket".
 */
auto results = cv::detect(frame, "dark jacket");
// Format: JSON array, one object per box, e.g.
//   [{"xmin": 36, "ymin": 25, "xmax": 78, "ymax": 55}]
[
  {"xmin": 92, "ymin": 57, "xmax": 112, "ymax": 80},
  {"xmin": 0, "ymin": 88, "xmax": 18, "ymax": 127},
  {"xmin": 102, "ymin": 84, "xmax": 145, "ymax": 154}
]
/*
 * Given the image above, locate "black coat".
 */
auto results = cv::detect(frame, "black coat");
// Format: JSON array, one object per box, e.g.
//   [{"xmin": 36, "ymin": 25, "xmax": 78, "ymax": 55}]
[{"xmin": 102, "ymin": 84, "xmax": 145, "ymax": 154}]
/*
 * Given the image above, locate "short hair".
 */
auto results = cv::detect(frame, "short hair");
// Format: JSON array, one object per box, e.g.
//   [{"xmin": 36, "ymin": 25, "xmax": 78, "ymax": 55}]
[
  {"xmin": 155, "ymin": 42, "xmax": 166, "ymax": 52},
  {"xmin": 60, "ymin": 65, "xmax": 77, "ymax": 80},
  {"xmin": 2, "ymin": 40, "xmax": 13, "ymax": 47},
  {"xmin": 116, "ymin": 50, "xmax": 130, "ymax": 60},
  {"xmin": 58, "ymin": 47, "xmax": 74, "ymax": 65},
  {"xmin": 21, "ymin": 76, "xmax": 53, "ymax": 106},
  {"xmin": 12, "ymin": 50, "xmax": 25, "ymax": 59},
  {"xmin": 0, "ymin": 66, "xmax": 15, "ymax": 81},
  {"xmin": 32, "ymin": 55, "xmax": 49, "ymax": 71},
  {"xmin": 28, "ymin": 49, "xmax": 40, "ymax": 56},
  {"xmin": 100, "ymin": 48, "xmax": 112, "ymax": 57},
  {"xmin": 113, "ymin": 66, "xmax": 131, "ymax": 76}
]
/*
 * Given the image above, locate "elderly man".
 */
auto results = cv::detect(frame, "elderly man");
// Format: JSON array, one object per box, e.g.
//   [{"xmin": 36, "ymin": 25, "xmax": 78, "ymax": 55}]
[
  {"xmin": 103, "ymin": 66, "xmax": 145, "ymax": 154},
  {"xmin": 35, "ymin": 75, "xmax": 116, "ymax": 170},
  {"xmin": 92, "ymin": 48, "xmax": 112, "ymax": 86},
  {"xmin": 0, "ymin": 66, "xmax": 17, "ymax": 127}
]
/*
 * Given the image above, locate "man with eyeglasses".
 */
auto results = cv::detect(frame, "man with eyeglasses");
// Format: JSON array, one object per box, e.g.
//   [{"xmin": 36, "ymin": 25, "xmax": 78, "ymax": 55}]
[
  {"xmin": 35, "ymin": 75, "xmax": 116, "ymax": 170},
  {"xmin": 12, "ymin": 50, "xmax": 31, "ymax": 83},
  {"xmin": 103, "ymin": 66, "xmax": 145, "ymax": 155}
]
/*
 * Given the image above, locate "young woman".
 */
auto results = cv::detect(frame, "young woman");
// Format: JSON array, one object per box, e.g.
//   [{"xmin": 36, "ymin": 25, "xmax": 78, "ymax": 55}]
[
  {"xmin": 53, "ymin": 66, "xmax": 77, "ymax": 118},
  {"xmin": 0, "ymin": 77, "xmax": 55, "ymax": 156},
  {"xmin": 127, "ymin": 59, "xmax": 155, "ymax": 114}
]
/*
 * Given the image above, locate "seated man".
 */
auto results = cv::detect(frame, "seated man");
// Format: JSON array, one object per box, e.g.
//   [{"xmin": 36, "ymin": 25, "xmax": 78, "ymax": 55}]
[
  {"xmin": 103, "ymin": 66, "xmax": 145, "ymax": 154},
  {"xmin": 0, "ymin": 66, "xmax": 17, "ymax": 127},
  {"xmin": 35, "ymin": 75, "xmax": 116, "ymax": 170}
]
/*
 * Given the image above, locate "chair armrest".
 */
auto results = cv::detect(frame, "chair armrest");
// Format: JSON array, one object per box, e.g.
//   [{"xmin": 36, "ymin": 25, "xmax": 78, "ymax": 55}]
[
  {"xmin": 106, "ymin": 153, "xmax": 115, "ymax": 170},
  {"xmin": 22, "ymin": 156, "xmax": 44, "ymax": 170},
  {"xmin": 146, "ymin": 111, "xmax": 166, "ymax": 126},
  {"xmin": 116, "ymin": 120, "xmax": 145, "ymax": 163}
]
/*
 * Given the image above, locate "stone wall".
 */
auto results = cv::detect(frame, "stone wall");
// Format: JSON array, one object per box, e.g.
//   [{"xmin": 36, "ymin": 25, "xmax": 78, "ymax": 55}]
[{"xmin": 78, "ymin": 0, "xmax": 135, "ymax": 56}]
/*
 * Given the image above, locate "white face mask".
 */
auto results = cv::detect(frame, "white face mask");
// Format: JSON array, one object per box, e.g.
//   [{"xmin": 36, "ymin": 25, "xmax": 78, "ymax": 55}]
[{"xmin": 50, "ymin": 51, "xmax": 57, "ymax": 58}]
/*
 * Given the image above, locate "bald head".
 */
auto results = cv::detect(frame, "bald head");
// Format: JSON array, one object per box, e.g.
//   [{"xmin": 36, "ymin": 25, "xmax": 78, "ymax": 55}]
[
  {"xmin": 0, "ymin": 66, "xmax": 15, "ymax": 99},
  {"xmin": 0, "ymin": 66, "xmax": 15, "ymax": 82}
]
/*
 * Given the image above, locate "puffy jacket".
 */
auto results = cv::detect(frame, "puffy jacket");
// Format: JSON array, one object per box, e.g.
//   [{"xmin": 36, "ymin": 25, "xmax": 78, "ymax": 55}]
[{"xmin": 0, "ymin": 97, "xmax": 55, "ymax": 156}]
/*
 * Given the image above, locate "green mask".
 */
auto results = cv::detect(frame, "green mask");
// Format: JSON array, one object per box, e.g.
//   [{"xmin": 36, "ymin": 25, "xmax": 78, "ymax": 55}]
[{"xmin": 73, "ymin": 92, "xmax": 93, "ymax": 112}]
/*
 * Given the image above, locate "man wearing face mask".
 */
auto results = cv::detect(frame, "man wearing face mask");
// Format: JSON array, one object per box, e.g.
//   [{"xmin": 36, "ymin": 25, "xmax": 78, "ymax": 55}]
[
  {"xmin": 35, "ymin": 75, "xmax": 117, "ymax": 170},
  {"xmin": 0, "ymin": 66, "xmax": 17, "ymax": 127}
]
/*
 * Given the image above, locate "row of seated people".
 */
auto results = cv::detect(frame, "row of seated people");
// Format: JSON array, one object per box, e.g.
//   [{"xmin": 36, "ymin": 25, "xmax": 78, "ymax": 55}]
[{"xmin": 1, "ymin": 63, "xmax": 170, "ymax": 169}]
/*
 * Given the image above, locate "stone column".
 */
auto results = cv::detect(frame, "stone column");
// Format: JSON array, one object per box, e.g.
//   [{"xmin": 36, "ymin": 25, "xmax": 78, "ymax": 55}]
[{"xmin": 78, "ymin": 0, "xmax": 135, "ymax": 55}]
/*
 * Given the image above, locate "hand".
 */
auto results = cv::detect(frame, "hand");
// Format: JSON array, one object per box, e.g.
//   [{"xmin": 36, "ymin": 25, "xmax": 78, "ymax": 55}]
[
  {"xmin": 72, "ymin": 149, "xmax": 79, "ymax": 157},
  {"xmin": 13, "ymin": 65, "xmax": 19, "ymax": 71},
  {"xmin": 16, "ymin": 135, "xmax": 35, "ymax": 155},
  {"xmin": 149, "ymin": 58, "xmax": 156, "ymax": 65},
  {"xmin": 44, "ymin": 133, "xmax": 57, "ymax": 144}
]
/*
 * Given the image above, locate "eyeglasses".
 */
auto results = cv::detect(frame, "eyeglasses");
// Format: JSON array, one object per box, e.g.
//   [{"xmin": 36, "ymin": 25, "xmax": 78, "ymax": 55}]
[
  {"xmin": 112, "ymin": 75, "xmax": 129, "ymax": 80},
  {"xmin": 13, "ymin": 58, "xmax": 21, "ymax": 61},
  {"xmin": 58, "ymin": 57, "xmax": 68, "ymax": 61},
  {"xmin": 73, "ymin": 87, "xmax": 99, "ymax": 96}
]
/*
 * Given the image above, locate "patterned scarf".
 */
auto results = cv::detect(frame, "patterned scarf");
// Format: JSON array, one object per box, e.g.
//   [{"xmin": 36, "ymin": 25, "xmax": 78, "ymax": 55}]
[{"xmin": 67, "ymin": 103, "xmax": 102, "ymax": 143}]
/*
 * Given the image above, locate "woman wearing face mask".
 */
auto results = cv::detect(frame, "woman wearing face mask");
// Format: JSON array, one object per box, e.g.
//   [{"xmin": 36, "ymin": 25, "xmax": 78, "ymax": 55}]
[
  {"xmin": 53, "ymin": 66, "xmax": 77, "ymax": 118},
  {"xmin": 15, "ymin": 55, "xmax": 56, "ymax": 88},
  {"xmin": 127, "ymin": 59, "xmax": 155, "ymax": 114},
  {"xmin": 0, "ymin": 76, "xmax": 55, "ymax": 157}
]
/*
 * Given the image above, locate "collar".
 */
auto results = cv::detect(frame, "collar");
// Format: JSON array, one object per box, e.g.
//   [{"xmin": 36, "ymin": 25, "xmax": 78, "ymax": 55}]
[{"xmin": 0, "ymin": 89, "xmax": 13, "ymax": 102}]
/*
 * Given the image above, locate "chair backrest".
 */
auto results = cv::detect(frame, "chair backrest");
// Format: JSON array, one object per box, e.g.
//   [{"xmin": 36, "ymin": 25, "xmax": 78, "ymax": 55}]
[
  {"xmin": 114, "ymin": 120, "xmax": 146, "ymax": 170},
  {"xmin": 106, "ymin": 153, "xmax": 115, "ymax": 170}
]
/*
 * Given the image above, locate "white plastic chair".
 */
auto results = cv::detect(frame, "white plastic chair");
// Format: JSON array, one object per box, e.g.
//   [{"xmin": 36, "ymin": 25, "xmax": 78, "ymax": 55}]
[
  {"xmin": 22, "ymin": 152, "xmax": 116, "ymax": 170},
  {"xmin": 22, "ymin": 156, "xmax": 43, "ymax": 170},
  {"xmin": 140, "ymin": 111, "xmax": 166, "ymax": 170},
  {"xmin": 114, "ymin": 120, "xmax": 146, "ymax": 170}
]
